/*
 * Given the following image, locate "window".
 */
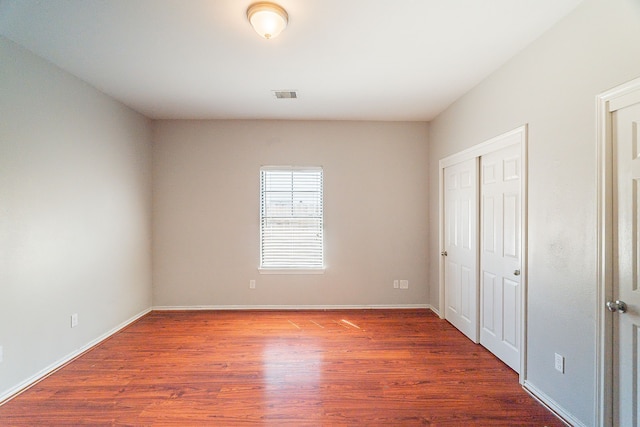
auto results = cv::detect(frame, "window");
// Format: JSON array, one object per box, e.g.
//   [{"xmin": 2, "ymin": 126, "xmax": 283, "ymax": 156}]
[{"xmin": 260, "ymin": 167, "xmax": 324, "ymax": 272}]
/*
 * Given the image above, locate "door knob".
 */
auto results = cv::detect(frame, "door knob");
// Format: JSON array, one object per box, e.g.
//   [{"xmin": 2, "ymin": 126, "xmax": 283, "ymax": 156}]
[
  {"xmin": 441, "ymin": 251, "xmax": 447, "ymax": 256},
  {"xmin": 513, "ymin": 270, "xmax": 521, "ymax": 276},
  {"xmin": 606, "ymin": 300, "xmax": 628, "ymax": 313}
]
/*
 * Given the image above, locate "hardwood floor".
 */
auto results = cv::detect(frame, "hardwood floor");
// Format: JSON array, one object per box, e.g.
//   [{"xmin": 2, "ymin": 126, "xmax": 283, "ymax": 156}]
[{"xmin": 0, "ymin": 310, "xmax": 563, "ymax": 426}]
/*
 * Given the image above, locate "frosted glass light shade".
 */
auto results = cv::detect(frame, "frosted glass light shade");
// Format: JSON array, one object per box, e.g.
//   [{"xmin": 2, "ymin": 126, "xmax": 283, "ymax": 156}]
[{"xmin": 247, "ymin": 2, "xmax": 288, "ymax": 39}]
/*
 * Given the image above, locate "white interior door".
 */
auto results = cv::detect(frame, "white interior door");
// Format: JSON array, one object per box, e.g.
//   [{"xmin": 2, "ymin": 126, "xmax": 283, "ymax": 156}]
[
  {"xmin": 444, "ymin": 158, "xmax": 479, "ymax": 342},
  {"xmin": 480, "ymin": 144, "xmax": 521, "ymax": 372},
  {"xmin": 612, "ymin": 99, "xmax": 640, "ymax": 426}
]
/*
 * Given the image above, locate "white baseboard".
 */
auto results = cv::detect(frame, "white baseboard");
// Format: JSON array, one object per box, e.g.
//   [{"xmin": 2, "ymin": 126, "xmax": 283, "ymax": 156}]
[
  {"xmin": 152, "ymin": 304, "xmax": 430, "ymax": 311},
  {"xmin": 523, "ymin": 380, "xmax": 584, "ymax": 427},
  {"xmin": 0, "ymin": 307, "xmax": 152, "ymax": 405},
  {"xmin": 426, "ymin": 304, "xmax": 440, "ymax": 317}
]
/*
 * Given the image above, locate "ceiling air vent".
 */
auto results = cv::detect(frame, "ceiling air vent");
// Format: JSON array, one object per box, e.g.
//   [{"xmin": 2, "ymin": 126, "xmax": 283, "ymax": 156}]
[{"xmin": 272, "ymin": 90, "xmax": 298, "ymax": 99}]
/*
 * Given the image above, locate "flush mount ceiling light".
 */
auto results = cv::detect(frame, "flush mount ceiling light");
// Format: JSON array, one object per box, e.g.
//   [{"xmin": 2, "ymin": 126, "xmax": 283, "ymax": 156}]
[{"xmin": 247, "ymin": 2, "xmax": 288, "ymax": 40}]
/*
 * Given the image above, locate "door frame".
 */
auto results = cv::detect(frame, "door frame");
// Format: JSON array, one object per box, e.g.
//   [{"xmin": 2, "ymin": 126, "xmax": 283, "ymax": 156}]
[
  {"xmin": 438, "ymin": 125, "xmax": 528, "ymax": 383},
  {"xmin": 595, "ymin": 76, "xmax": 640, "ymax": 427}
]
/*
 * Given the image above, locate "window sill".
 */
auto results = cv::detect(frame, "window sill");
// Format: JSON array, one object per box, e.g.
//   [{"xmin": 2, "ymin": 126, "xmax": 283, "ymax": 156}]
[{"xmin": 258, "ymin": 268, "xmax": 325, "ymax": 275}]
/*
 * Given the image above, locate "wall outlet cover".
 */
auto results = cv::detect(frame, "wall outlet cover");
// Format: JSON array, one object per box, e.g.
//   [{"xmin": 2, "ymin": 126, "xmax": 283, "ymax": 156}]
[
  {"xmin": 554, "ymin": 353, "xmax": 564, "ymax": 373},
  {"xmin": 399, "ymin": 280, "xmax": 409, "ymax": 289}
]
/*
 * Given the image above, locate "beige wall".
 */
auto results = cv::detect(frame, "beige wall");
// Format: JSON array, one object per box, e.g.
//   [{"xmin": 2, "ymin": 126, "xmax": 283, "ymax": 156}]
[
  {"xmin": 0, "ymin": 37, "xmax": 153, "ymax": 399},
  {"xmin": 427, "ymin": 0, "xmax": 640, "ymax": 424},
  {"xmin": 152, "ymin": 120, "xmax": 429, "ymax": 308}
]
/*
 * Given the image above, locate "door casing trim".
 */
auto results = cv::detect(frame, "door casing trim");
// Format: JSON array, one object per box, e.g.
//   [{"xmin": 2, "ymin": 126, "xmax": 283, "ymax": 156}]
[{"xmin": 595, "ymin": 76, "xmax": 640, "ymax": 427}]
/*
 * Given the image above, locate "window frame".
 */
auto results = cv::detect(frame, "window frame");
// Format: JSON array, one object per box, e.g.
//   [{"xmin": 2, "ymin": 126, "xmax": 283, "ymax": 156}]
[{"xmin": 258, "ymin": 166, "xmax": 325, "ymax": 275}]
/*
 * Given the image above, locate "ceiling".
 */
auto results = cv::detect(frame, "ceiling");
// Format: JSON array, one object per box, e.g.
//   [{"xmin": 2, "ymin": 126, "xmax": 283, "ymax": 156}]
[{"xmin": 0, "ymin": 0, "xmax": 583, "ymax": 121}]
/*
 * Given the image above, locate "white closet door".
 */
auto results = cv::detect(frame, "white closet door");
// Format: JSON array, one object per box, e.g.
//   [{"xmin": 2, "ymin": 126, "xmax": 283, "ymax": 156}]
[
  {"xmin": 444, "ymin": 158, "xmax": 479, "ymax": 342},
  {"xmin": 480, "ymin": 143, "xmax": 521, "ymax": 372}
]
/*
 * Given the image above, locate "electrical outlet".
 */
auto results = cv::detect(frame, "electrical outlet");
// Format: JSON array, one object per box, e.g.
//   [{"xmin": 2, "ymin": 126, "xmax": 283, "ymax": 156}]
[
  {"xmin": 249, "ymin": 280, "xmax": 256, "ymax": 289},
  {"xmin": 399, "ymin": 280, "xmax": 409, "ymax": 289},
  {"xmin": 554, "ymin": 353, "xmax": 564, "ymax": 373},
  {"xmin": 393, "ymin": 280, "xmax": 399, "ymax": 289},
  {"xmin": 71, "ymin": 313, "xmax": 79, "ymax": 328}
]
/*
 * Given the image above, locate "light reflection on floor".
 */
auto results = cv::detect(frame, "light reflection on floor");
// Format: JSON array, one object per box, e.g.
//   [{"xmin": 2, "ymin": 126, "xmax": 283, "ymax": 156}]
[{"xmin": 261, "ymin": 336, "xmax": 324, "ymax": 417}]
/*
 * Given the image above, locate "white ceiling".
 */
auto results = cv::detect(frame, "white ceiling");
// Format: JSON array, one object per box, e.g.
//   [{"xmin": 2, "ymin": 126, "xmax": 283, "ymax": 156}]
[{"xmin": 0, "ymin": 0, "xmax": 583, "ymax": 121}]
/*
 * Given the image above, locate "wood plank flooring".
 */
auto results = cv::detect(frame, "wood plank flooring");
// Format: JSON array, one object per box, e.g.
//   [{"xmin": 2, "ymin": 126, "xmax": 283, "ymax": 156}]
[{"xmin": 0, "ymin": 310, "xmax": 564, "ymax": 426}]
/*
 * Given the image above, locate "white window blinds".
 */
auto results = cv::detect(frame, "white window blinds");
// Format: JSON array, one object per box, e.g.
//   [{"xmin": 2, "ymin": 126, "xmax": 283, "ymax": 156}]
[{"xmin": 260, "ymin": 167, "xmax": 324, "ymax": 270}]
